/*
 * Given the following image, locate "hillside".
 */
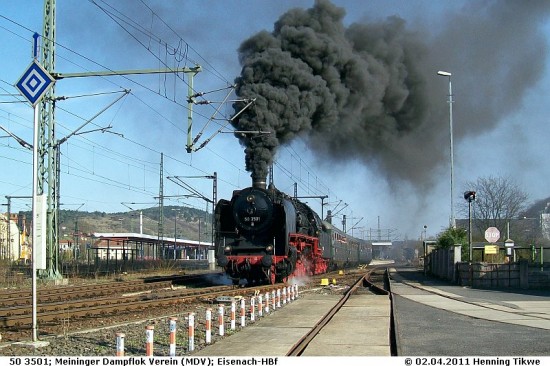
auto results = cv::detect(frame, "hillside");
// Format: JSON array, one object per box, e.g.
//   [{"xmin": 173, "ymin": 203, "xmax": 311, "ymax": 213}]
[
  {"xmin": 522, "ymin": 197, "xmax": 550, "ymax": 218},
  {"xmin": 20, "ymin": 205, "xmax": 212, "ymax": 242},
  {"xmin": 12, "ymin": 195, "xmax": 550, "ymax": 244}
]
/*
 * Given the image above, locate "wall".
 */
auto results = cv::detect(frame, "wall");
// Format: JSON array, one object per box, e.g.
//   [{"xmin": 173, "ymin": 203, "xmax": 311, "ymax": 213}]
[
  {"xmin": 456, "ymin": 260, "xmax": 550, "ymax": 289},
  {"xmin": 425, "ymin": 244, "xmax": 462, "ymax": 281}
]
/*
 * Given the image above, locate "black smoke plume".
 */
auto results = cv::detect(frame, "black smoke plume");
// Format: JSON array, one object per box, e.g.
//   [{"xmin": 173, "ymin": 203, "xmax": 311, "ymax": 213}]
[{"xmin": 232, "ymin": 0, "xmax": 549, "ymax": 187}]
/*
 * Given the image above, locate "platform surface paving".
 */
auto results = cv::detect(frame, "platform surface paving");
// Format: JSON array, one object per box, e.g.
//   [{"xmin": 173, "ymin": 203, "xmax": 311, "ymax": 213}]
[{"xmin": 192, "ymin": 291, "xmax": 391, "ymax": 356}]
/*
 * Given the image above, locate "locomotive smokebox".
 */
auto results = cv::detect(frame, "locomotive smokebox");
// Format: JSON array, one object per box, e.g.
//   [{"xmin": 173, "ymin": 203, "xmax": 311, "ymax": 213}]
[{"xmin": 252, "ymin": 173, "xmax": 267, "ymax": 190}]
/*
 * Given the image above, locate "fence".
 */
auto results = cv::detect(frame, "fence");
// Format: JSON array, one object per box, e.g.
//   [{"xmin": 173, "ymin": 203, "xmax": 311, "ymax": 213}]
[
  {"xmin": 456, "ymin": 260, "xmax": 550, "ymax": 289},
  {"xmin": 426, "ymin": 245, "xmax": 550, "ymax": 289},
  {"xmin": 470, "ymin": 246, "xmax": 548, "ymax": 265},
  {"xmin": 112, "ymin": 285, "xmax": 299, "ymax": 356}
]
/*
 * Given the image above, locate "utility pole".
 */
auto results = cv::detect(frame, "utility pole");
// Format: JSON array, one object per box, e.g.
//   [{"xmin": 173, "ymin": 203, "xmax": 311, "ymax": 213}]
[
  {"xmin": 464, "ymin": 191, "xmax": 476, "ymax": 262},
  {"xmin": 211, "ymin": 172, "xmax": 217, "ymax": 245},
  {"xmin": 157, "ymin": 153, "xmax": 164, "ymax": 260},
  {"xmin": 293, "ymin": 182, "xmax": 329, "ymax": 219},
  {"xmin": 38, "ymin": 0, "xmax": 60, "ymax": 279},
  {"xmin": 166, "ymin": 174, "xmax": 217, "ymax": 244},
  {"xmin": 36, "ymin": 0, "xmax": 201, "ymax": 278},
  {"xmin": 295, "ymin": 193, "xmax": 329, "ymax": 219}
]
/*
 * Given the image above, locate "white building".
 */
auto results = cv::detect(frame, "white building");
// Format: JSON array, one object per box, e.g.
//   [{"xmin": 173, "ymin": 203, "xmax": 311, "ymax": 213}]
[
  {"xmin": 541, "ymin": 213, "xmax": 550, "ymax": 241},
  {"xmin": 0, "ymin": 213, "xmax": 23, "ymax": 261}
]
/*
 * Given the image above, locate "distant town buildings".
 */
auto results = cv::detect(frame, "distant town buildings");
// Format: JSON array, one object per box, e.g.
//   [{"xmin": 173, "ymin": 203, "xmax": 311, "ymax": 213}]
[{"xmin": 0, "ymin": 213, "xmax": 28, "ymax": 261}]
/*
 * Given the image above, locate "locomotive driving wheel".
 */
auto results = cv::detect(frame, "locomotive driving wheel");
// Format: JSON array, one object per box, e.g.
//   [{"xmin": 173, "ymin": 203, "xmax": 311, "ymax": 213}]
[{"xmin": 268, "ymin": 265, "xmax": 276, "ymax": 285}]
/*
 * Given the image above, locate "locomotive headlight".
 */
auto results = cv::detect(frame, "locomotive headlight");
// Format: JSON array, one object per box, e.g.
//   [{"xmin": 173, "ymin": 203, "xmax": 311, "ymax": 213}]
[
  {"xmin": 224, "ymin": 245, "xmax": 231, "ymax": 252},
  {"xmin": 246, "ymin": 194, "xmax": 255, "ymax": 203},
  {"xmin": 266, "ymin": 245, "xmax": 273, "ymax": 253}
]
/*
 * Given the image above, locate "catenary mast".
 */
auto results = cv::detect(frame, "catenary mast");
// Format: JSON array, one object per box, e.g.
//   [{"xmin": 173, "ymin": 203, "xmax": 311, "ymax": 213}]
[{"xmin": 38, "ymin": 0, "xmax": 62, "ymax": 279}]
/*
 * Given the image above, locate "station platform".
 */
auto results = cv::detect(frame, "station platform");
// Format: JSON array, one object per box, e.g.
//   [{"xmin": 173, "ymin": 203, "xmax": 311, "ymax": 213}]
[
  {"xmin": 192, "ymin": 291, "xmax": 391, "ymax": 356},
  {"xmin": 390, "ymin": 267, "xmax": 550, "ymax": 356},
  {"xmin": 193, "ymin": 267, "xmax": 550, "ymax": 356},
  {"xmin": 389, "ymin": 268, "xmax": 550, "ymax": 330}
]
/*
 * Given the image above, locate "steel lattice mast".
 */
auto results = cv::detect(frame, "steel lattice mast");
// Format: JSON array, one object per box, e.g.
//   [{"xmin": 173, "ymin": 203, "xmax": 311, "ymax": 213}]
[
  {"xmin": 36, "ymin": 0, "xmax": 201, "ymax": 277},
  {"xmin": 158, "ymin": 153, "xmax": 164, "ymax": 260},
  {"xmin": 38, "ymin": 0, "xmax": 62, "ymax": 279}
]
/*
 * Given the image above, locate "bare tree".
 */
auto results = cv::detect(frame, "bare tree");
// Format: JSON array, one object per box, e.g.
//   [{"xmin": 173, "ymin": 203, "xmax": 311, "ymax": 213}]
[{"xmin": 463, "ymin": 175, "xmax": 529, "ymax": 238}]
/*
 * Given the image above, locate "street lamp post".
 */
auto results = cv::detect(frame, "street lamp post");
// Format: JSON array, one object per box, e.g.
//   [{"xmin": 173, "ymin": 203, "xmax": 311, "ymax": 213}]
[
  {"xmin": 437, "ymin": 70, "xmax": 455, "ymax": 228},
  {"xmin": 421, "ymin": 225, "xmax": 427, "ymax": 241},
  {"xmin": 464, "ymin": 191, "xmax": 476, "ymax": 262},
  {"xmin": 422, "ymin": 225, "xmax": 428, "ymax": 276}
]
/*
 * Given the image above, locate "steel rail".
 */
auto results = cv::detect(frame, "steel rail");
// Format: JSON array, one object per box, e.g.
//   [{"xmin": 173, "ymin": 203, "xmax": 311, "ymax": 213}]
[
  {"xmin": 285, "ymin": 272, "xmax": 372, "ymax": 356},
  {"xmin": 0, "ymin": 274, "xmax": 203, "ymax": 307},
  {"xmin": 0, "ymin": 283, "xmax": 288, "ymax": 329}
]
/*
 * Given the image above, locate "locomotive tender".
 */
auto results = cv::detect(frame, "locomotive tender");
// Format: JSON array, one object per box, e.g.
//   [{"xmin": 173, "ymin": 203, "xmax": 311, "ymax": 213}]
[{"xmin": 214, "ymin": 179, "xmax": 372, "ymax": 285}]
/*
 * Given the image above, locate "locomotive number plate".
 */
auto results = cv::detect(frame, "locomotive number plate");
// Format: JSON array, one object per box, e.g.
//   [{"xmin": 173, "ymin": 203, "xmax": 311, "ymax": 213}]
[{"xmin": 243, "ymin": 216, "xmax": 261, "ymax": 222}]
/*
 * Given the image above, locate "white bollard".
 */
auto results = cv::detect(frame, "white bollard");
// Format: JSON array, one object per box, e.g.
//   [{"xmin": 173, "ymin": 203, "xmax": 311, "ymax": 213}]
[
  {"xmin": 188, "ymin": 313, "xmax": 195, "ymax": 352},
  {"xmin": 250, "ymin": 297, "xmax": 255, "ymax": 322},
  {"xmin": 230, "ymin": 301, "xmax": 236, "ymax": 331},
  {"xmin": 240, "ymin": 298, "xmax": 246, "ymax": 327},
  {"xmin": 169, "ymin": 317, "xmax": 177, "ymax": 356},
  {"xmin": 288, "ymin": 285, "xmax": 293, "ymax": 301},
  {"xmin": 115, "ymin": 333, "xmax": 125, "ymax": 357},
  {"xmin": 205, "ymin": 308, "xmax": 212, "ymax": 344},
  {"xmin": 271, "ymin": 290, "xmax": 276, "ymax": 310},
  {"xmin": 218, "ymin": 304, "xmax": 225, "ymax": 336},
  {"xmin": 145, "ymin": 325, "xmax": 154, "ymax": 356}
]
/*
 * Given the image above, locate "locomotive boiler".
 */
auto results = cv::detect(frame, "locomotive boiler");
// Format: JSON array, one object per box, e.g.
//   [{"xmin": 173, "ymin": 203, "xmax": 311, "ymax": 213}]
[{"xmin": 214, "ymin": 179, "xmax": 372, "ymax": 285}]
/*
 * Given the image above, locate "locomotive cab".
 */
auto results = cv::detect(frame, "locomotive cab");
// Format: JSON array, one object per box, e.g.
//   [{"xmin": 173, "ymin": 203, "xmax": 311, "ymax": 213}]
[
  {"xmin": 214, "ymin": 182, "xmax": 365, "ymax": 285},
  {"xmin": 215, "ymin": 187, "xmax": 292, "ymax": 284}
]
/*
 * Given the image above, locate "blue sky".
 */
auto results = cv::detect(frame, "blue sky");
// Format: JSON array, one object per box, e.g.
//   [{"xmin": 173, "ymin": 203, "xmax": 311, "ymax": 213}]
[{"xmin": 1, "ymin": 1, "xmax": 550, "ymax": 240}]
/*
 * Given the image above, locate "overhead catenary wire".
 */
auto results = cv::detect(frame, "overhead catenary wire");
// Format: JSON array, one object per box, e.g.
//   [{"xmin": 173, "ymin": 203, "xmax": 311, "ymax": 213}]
[
  {"xmin": 0, "ymin": 14, "xmax": 229, "ymax": 167},
  {"xmin": 0, "ymin": 5, "xmax": 360, "ymax": 222},
  {"xmin": 0, "ymin": 11, "xmax": 229, "ymax": 128},
  {"xmin": 89, "ymin": 0, "xmax": 239, "ymax": 149},
  {"xmin": 90, "ymin": 0, "xmax": 230, "ymax": 105},
  {"xmin": 0, "ymin": 7, "xmax": 236, "ymax": 150},
  {"xmin": 134, "ymin": 0, "xmax": 231, "ymax": 85},
  {"xmin": 0, "ymin": 11, "xmax": 216, "ymax": 210}
]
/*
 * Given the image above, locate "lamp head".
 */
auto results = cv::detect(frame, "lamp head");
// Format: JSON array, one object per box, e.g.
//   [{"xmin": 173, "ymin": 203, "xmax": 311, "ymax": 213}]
[
  {"xmin": 464, "ymin": 191, "xmax": 476, "ymax": 202},
  {"xmin": 437, "ymin": 71, "xmax": 452, "ymax": 77}
]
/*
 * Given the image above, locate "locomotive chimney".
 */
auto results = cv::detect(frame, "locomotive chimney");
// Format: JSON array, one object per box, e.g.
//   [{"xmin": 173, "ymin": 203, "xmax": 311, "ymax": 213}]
[{"xmin": 251, "ymin": 172, "xmax": 267, "ymax": 190}]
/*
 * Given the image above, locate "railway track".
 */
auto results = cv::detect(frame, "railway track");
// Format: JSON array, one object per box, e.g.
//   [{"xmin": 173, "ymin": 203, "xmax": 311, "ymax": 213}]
[
  {"xmin": 0, "ymin": 272, "xmax": 293, "ymax": 342},
  {"xmin": 2, "ymin": 265, "xmax": 388, "ymax": 355},
  {"xmin": 0, "ymin": 272, "xmax": 225, "ymax": 305},
  {"xmin": 0, "ymin": 277, "xmax": 190, "ymax": 307},
  {"xmin": 286, "ymin": 268, "xmax": 393, "ymax": 356},
  {"xmin": 0, "ymin": 285, "xmax": 237, "ymax": 327}
]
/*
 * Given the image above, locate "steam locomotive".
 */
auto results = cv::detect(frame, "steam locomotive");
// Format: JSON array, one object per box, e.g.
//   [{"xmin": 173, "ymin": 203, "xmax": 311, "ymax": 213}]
[{"xmin": 214, "ymin": 179, "xmax": 372, "ymax": 285}]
